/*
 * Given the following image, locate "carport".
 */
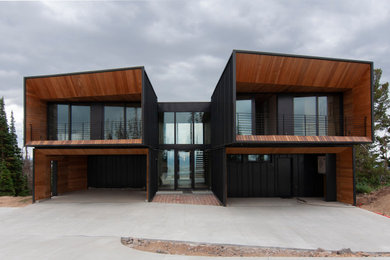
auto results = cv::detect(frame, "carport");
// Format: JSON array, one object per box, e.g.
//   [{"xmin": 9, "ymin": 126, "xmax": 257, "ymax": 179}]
[
  {"xmin": 225, "ymin": 146, "xmax": 354, "ymax": 205},
  {"xmin": 33, "ymin": 148, "xmax": 151, "ymax": 202}
]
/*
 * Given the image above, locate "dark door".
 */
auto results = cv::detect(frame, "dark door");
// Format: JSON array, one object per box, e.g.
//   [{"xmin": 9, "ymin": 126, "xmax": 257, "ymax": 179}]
[
  {"xmin": 50, "ymin": 160, "xmax": 58, "ymax": 196},
  {"xmin": 277, "ymin": 157, "xmax": 292, "ymax": 197}
]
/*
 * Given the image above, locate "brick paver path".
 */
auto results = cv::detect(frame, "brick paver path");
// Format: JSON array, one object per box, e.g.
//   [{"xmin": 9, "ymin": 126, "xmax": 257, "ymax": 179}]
[{"xmin": 152, "ymin": 194, "xmax": 221, "ymax": 206}]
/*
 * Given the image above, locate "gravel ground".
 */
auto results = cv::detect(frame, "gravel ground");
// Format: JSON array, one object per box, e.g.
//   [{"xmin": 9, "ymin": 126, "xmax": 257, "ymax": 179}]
[
  {"xmin": 121, "ymin": 237, "xmax": 390, "ymax": 257},
  {"xmin": 357, "ymin": 186, "xmax": 390, "ymax": 217}
]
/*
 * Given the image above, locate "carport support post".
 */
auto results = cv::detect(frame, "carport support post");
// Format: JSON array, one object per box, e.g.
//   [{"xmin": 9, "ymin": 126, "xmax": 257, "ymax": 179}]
[
  {"xmin": 353, "ymin": 146, "xmax": 356, "ymax": 206},
  {"xmin": 146, "ymin": 149, "xmax": 149, "ymax": 202},
  {"xmin": 32, "ymin": 148, "xmax": 35, "ymax": 203}
]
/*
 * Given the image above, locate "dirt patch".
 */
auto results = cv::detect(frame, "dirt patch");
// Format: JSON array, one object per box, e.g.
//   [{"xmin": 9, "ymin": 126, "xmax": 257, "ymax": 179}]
[
  {"xmin": 0, "ymin": 196, "xmax": 32, "ymax": 207},
  {"xmin": 357, "ymin": 186, "xmax": 390, "ymax": 217},
  {"xmin": 121, "ymin": 237, "xmax": 390, "ymax": 257}
]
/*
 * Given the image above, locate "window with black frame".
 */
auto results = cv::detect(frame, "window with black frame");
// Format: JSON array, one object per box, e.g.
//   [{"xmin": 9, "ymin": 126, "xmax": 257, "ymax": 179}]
[{"xmin": 48, "ymin": 103, "xmax": 141, "ymax": 140}]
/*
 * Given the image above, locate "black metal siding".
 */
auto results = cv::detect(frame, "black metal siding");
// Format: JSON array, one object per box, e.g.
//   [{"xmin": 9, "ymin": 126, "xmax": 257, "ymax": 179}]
[
  {"xmin": 88, "ymin": 155, "xmax": 146, "ymax": 188},
  {"xmin": 211, "ymin": 148, "xmax": 227, "ymax": 205},
  {"xmin": 142, "ymin": 71, "xmax": 158, "ymax": 148},
  {"xmin": 210, "ymin": 55, "xmax": 235, "ymax": 147},
  {"xmin": 227, "ymin": 154, "xmax": 326, "ymax": 197},
  {"xmin": 142, "ymin": 70, "xmax": 159, "ymax": 201}
]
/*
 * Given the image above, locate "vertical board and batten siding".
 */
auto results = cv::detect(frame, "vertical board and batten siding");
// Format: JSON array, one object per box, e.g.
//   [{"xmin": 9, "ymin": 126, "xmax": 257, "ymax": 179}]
[
  {"xmin": 87, "ymin": 155, "xmax": 146, "ymax": 188},
  {"xmin": 210, "ymin": 55, "xmax": 235, "ymax": 205},
  {"xmin": 142, "ymin": 71, "xmax": 159, "ymax": 201},
  {"xmin": 210, "ymin": 55, "xmax": 235, "ymax": 147},
  {"xmin": 227, "ymin": 154, "xmax": 325, "ymax": 198},
  {"xmin": 210, "ymin": 148, "xmax": 227, "ymax": 206}
]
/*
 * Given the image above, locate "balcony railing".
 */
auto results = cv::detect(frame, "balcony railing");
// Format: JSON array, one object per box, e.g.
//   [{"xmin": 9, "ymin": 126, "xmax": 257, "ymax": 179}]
[
  {"xmin": 29, "ymin": 120, "xmax": 142, "ymax": 141},
  {"xmin": 236, "ymin": 113, "xmax": 368, "ymax": 137}
]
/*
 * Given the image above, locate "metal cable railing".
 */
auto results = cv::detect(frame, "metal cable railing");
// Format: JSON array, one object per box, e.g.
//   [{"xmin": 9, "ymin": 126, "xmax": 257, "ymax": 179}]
[
  {"xmin": 29, "ymin": 120, "xmax": 142, "ymax": 141},
  {"xmin": 236, "ymin": 113, "xmax": 368, "ymax": 136}
]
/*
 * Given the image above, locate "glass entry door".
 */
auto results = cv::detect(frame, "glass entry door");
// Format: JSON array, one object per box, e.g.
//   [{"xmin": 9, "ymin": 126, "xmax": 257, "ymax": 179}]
[{"xmin": 176, "ymin": 150, "xmax": 192, "ymax": 189}]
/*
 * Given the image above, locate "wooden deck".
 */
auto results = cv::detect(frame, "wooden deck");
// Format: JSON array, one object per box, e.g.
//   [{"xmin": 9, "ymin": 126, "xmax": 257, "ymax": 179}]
[
  {"xmin": 236, "ymin": 135, "xmax": 371, "ymax": 143},
  {"xmin": 27, "ymin": 139, "xmax": 142, "ymax": 146}
]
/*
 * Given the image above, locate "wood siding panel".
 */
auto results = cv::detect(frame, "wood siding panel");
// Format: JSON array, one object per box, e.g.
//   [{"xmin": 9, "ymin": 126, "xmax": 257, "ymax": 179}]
[
  {"xmin": 336, "ymin": 147, "xmax": 354, "ymax": 204},
  {"xmin": 34, "ymin": 150, "xmax": 51, "ymax": 201},
  {"xmin": 25, "ymin": 92, "xmax": 47, "ymax": 144},
  {"xmin": 236, "ymin": 53, "xmax": 370, "ymax": 89},
  {"xmin": 26, "ymin": 69, "xmax": 142, "ymax": 101},
  {"xmin": 67, "ymin": 157, "xmax": 88, "ymax": 192}
]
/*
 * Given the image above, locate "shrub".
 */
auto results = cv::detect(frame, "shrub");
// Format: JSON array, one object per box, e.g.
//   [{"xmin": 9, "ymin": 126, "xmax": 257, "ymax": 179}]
[{"xmin": 356, "ymin": 182, "xmax": 374, "ymax": 194}]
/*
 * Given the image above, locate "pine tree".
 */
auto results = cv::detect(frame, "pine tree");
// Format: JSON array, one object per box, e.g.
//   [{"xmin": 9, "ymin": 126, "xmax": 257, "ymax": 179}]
[
  {"xmin": 355, "ymin": 69, "xmax": 390, "ymax": 190},
  {"xmin": 0, "ymin": 160, "xmax": 15, "ymax": 196},
  {"xmin": 9, "ymin": 111, "xmax": 29, "ymax": 196},
  {"xmin": 0, "ymin": 98, "xmax": 29, "ymax": 196},
  {"xmin": 0, "ymin": 97, "xmax": 13, "ymax": 163}
]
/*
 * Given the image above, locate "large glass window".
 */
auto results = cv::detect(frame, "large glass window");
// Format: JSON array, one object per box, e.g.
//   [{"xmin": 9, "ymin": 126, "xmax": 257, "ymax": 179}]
[
  {"xmin": 126, "ymin": 107, "xmax": 142, "ymax": 139},
  {"xmin": 194, "ymin": 150, "xmax": 208, "ymax": 188},
  {"xmin": 293, "ymin": 96, "xmax": 316, "ymax": 136},
  {"xmin": 159, "ymin": 111, "xmax": 209, "ymax": 144},
  {"xmin": 158, "ymin": 150, "xmax": 175, "ymax": 189},
  {"xmin": 104, "ymin": 106, "xmax": 125, "ymax": 139},
  {"xmin": 293, "ymin": 96, "xmax": 334, "ymax": 136},
  {"xmin": 194, "ymin": 112, "xmax": 204, "ymax": 144},
  {"xmin": 71, "ymin": 105, "xmax": 90, "ymax": 140},
  {"xmin": 176, "ymin": 112, "xmax": 193, "ymax": 144},
  {"xmin": 318, "ymin": 96, "xmax": 328, "ymax": 136},
  {"xmin": 57, "ymin": 104, "xmax": 69, "ymax": 140},
  {"xmin": 236, "ymin": 99, "xmax": 252, "ymax": 135},
  {"xmin": 160, "ymin": 112, "xmax": 175, "ymax": 144}
]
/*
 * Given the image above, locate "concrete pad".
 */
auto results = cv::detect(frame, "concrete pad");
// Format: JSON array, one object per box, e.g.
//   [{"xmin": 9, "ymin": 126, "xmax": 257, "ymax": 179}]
[{"xmin": 1, "ymin": 190, "xmax": 390, "ymax": 259}]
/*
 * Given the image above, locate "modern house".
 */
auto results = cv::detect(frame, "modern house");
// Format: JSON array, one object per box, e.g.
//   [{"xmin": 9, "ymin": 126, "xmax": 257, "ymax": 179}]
[{"xmin": 24, "ymin": 50, "xmax": 373, "ymax": 206}]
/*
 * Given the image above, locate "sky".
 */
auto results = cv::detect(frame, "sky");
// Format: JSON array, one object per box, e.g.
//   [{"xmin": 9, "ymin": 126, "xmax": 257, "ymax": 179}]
[{"xmin": 0, "ymin": 0, "xmax": 390, "ymax": 148}]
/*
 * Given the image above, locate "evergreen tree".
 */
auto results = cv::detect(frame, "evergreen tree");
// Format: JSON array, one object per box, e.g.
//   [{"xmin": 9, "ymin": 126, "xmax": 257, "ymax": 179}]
[
  {"xmin": 8, "ymin": 111, "xmax": 28, "ymax": 195},
  {"xmin": 0, "ymin": 160, "xmax": 15, "ymax": 196},
  {"xmin": 0, "ymin": 98, "xmax": 30, "ymax": 196},
  {"xmin": 0, "ymin": 97, "xmax": 13, "ymax": 163},
  {"xmin": 355, "ymin": 69, "xmax": 390, "ymax": 190}
]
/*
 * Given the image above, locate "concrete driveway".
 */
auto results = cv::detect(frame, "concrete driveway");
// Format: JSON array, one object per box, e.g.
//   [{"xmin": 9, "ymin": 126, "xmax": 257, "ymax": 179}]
[{"xmin": 0, "ymin": 189, "xmax": 390, "ymax": 259}]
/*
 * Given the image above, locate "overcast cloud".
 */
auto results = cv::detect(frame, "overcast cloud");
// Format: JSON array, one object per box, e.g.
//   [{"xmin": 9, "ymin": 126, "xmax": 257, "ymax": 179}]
[{"xmin": 0, "ymin": 0, "xmax": 390, "ymax": 148}]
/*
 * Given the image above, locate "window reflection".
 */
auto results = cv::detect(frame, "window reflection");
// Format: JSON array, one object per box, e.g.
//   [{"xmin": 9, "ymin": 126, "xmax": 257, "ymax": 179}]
[
  {"xmin": 126, "ymin": 107, "xmax": 142, "ymax": 139},
  {"xmin": 158, "ymin": 150, "xmax": 175, "ymax": 189},
  {"xmin": 159, "ymin": 112, "xmax": 209, "ymax": 144},
  {"xmin": 104, "ymin": 106, "xmax": 125, "ymax": 139},
  {"xmin": 57, "ymin": 104, "xmax": 69, "ymax": 140},
  {"xmin": 236, "ymin": 100, "xmax": 252, "ymax": 135},
  {"xmin": 71, "ymin": 105, "xmax": 90, "ymax": 140},
  {"xmin": 194, "ymin": 112, "xmax": 204, "ymax": 144},
  {"xmin": 176, "ymin": 112, "xmax": 193, "ymax": 144}
]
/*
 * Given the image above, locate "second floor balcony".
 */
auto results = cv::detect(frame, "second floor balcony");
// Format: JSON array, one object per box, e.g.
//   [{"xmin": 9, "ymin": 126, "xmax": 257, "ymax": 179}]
[{"xmin": 236, "ymin": 112, "xmax": 368, "ymax": 139}]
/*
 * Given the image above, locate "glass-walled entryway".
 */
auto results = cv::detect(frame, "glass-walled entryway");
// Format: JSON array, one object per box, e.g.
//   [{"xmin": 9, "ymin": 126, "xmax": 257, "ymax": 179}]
[
  {"xmin": 158, "ymin": 108, "xmax": 210, "ymax": 190},
  {"xmin": 158, "ymin": 149, "xmax": 208, "ymax": 190}
]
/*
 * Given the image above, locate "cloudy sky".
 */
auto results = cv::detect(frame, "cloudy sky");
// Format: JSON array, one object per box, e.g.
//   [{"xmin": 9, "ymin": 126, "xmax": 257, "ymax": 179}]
[{"xmin": 0, "ymin": 0, "xmax": 390, "ymax": 147}]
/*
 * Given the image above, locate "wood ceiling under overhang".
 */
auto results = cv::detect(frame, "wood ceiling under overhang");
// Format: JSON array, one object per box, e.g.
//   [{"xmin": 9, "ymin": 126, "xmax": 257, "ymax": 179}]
[
  {"xmin": 25, "ymin": 68, "xmax": 143, "ymax": 102},
  {"xmin": 235, "ymin": 52, "xmax": 371, "ymax": 93}
]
